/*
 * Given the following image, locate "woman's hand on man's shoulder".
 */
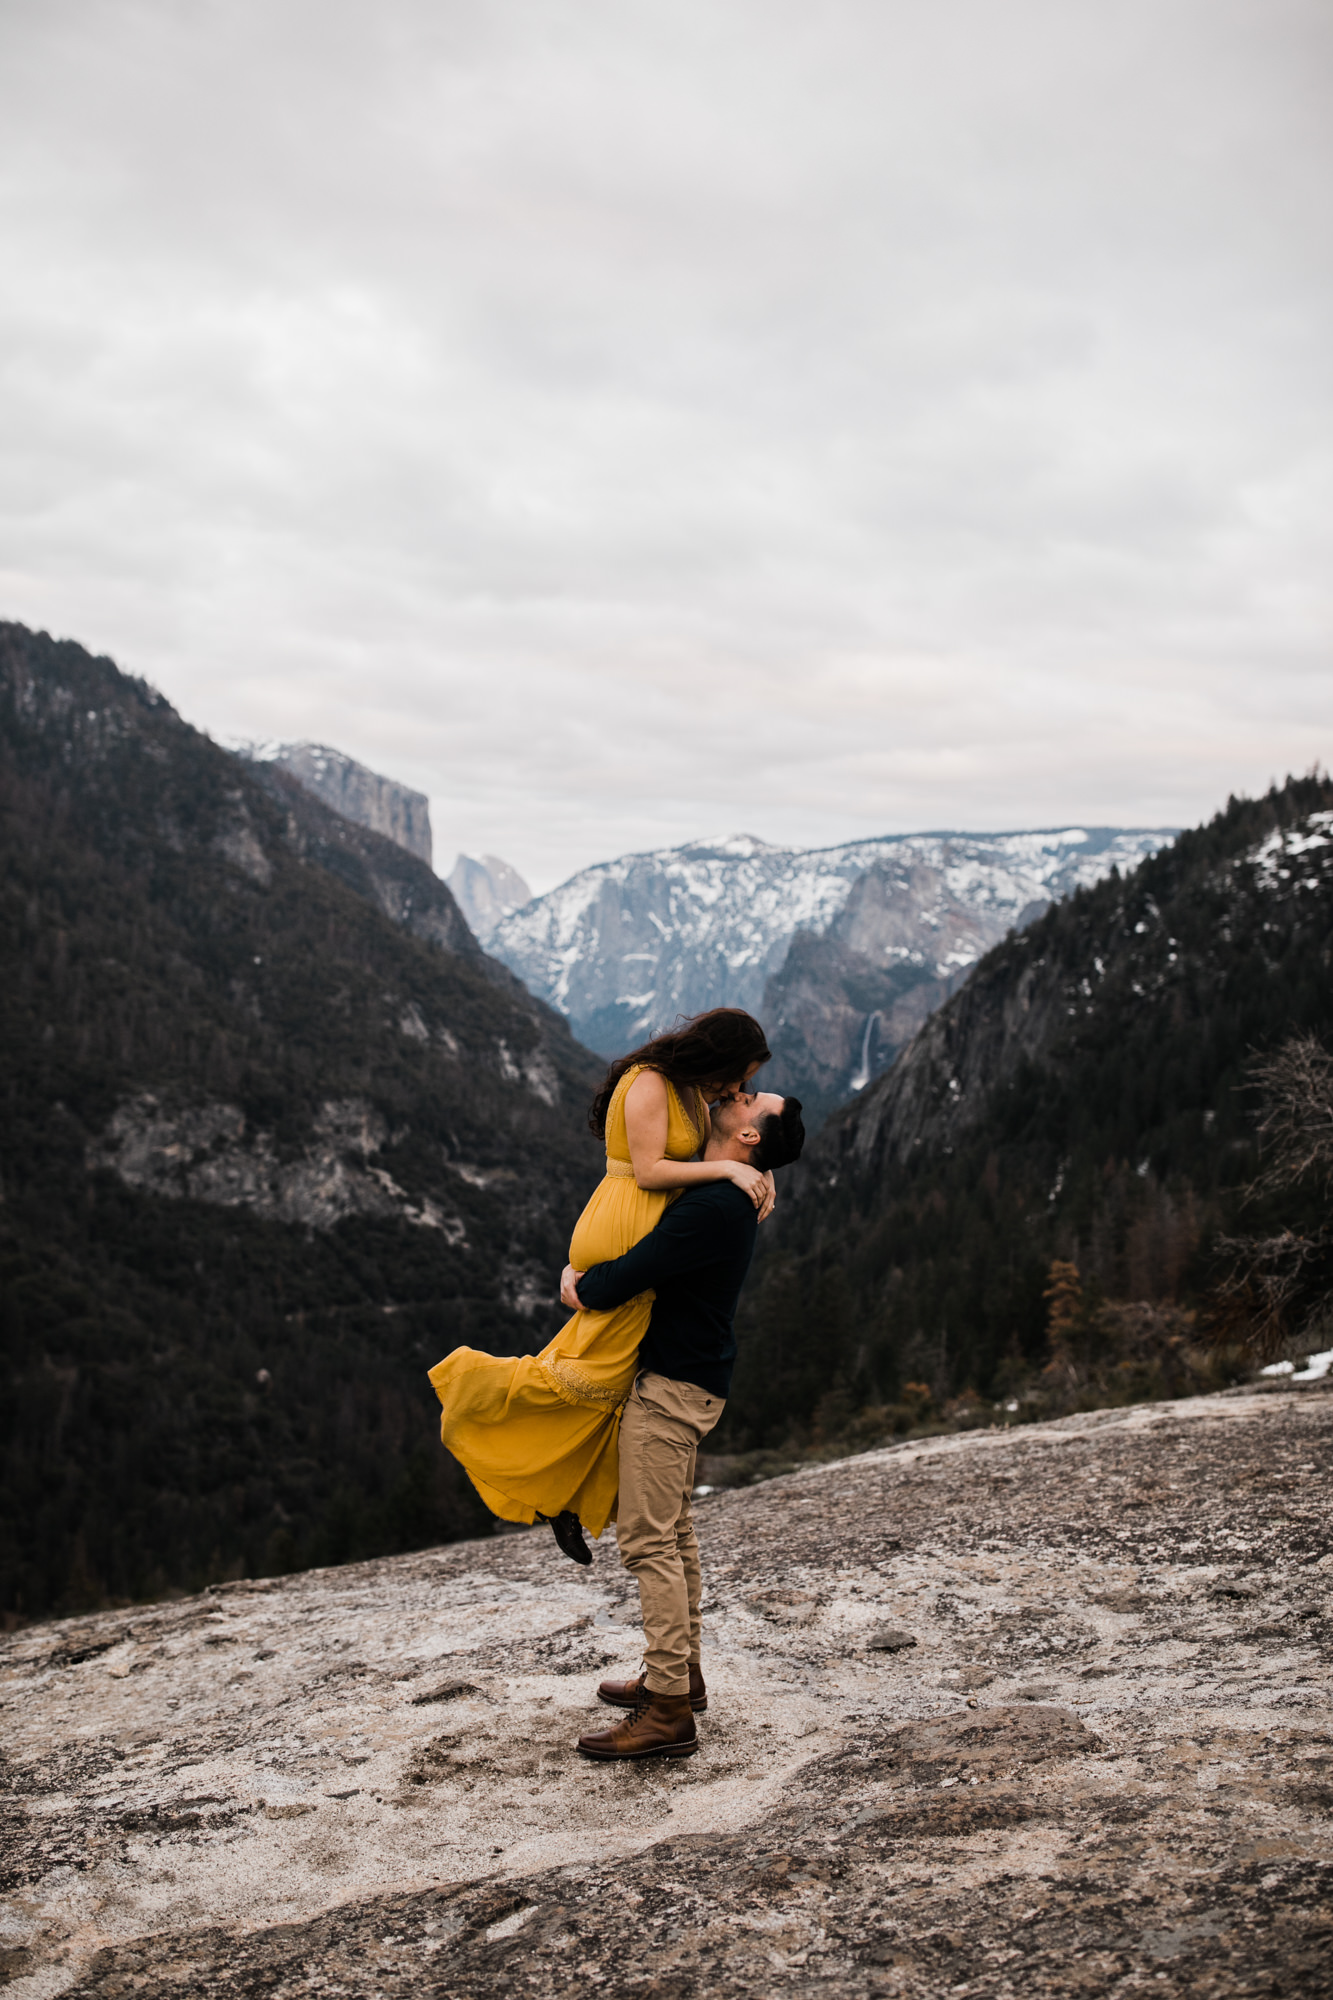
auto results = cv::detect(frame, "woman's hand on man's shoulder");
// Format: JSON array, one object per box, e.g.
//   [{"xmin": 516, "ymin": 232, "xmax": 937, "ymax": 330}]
[{"xmin": 722, "ymin": 1161, "xmax": 767, "ymax": 1207}]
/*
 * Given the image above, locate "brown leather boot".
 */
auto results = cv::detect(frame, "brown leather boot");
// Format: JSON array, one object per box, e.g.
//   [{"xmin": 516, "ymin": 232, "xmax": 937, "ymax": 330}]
[
  {"xmin": 577, "ymin": 1691, "xmax": 698, "ymax": 1761},
  {"xmin": 598, "ymin": 1663, "xmax": 707, "ymax": 1714}
]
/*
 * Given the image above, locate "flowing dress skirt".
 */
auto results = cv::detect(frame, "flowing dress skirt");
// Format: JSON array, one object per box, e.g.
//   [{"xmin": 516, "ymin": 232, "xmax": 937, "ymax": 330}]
[
  {"xmin": 427, "ymin": 1175, "xmax": 669, "ymax": 1537},
  {"xmin": 428, "ymin": 1069, "xmax": 703, "ymax": 1539}
]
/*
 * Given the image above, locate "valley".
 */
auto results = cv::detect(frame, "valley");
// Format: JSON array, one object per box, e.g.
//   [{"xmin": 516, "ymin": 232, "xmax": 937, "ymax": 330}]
[
  {"xmin": 723, "ymin": 773, "xmax": 1333, "ymax": 1457},
  {"xmin": 4, "ymin": 616, "xmax": 1331, "ymax": 1651},
  {"xmin": 487, "ymin": 827, "xmax": 1175, "ymax": 1124}
]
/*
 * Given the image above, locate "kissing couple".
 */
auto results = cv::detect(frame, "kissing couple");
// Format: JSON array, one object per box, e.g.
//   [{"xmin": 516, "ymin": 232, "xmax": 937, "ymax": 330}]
[{"xmin": 428, "ymin": 1007, "xmax": 804, "ymax": 1760}]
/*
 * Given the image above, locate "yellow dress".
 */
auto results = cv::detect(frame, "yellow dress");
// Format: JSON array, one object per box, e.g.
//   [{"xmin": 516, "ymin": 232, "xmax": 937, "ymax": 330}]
[{"xmin": 427, "ymin": 1066, "xmax": 705, "ymax": 1539}]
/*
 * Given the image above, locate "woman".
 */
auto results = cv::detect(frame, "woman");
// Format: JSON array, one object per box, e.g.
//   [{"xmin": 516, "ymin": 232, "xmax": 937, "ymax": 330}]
[{"xmin": 428, "ymin": 1008, "xmax": 773, "ymax": 1559}]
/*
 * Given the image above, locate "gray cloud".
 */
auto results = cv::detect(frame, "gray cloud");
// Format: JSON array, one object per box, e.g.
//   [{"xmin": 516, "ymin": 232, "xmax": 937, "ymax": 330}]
[{"xmin": 1, "ymin": 0, "xmax": 1329, "ymax": 888}]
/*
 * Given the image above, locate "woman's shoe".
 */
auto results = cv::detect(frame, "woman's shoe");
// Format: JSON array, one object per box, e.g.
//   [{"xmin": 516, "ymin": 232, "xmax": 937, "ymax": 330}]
[{"xmin": 538, "ymin": 1510, "xmax": 592, "ymax": 1566}]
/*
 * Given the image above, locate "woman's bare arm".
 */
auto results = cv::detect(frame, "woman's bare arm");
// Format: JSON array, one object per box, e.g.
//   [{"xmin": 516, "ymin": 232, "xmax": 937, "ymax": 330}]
[
  {"xmin": 695, "ymin": 1087, "xmax": 775, "ymax": 1221},
  {"xmin": 624, "ymin": 1070, "xmax": 766, "ymax": 1205}
]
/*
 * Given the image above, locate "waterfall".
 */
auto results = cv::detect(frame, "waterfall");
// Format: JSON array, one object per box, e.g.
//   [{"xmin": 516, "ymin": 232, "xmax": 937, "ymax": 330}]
[{"xmin": 849, "ymin": 1010, "xmax": 881, "ymax": 1092}]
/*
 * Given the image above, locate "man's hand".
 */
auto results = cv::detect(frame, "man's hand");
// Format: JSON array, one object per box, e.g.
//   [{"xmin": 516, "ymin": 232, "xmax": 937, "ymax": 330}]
[{"xmin": 560, "ymin": 1264, "xmax": 586, "ymax": 1311}]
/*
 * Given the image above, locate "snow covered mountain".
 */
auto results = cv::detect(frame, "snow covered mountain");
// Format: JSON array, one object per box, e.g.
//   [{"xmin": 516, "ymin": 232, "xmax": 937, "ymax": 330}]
[{"xmin": 489, "ymin": 827, "xmax": 1177, "ymax": 1121}]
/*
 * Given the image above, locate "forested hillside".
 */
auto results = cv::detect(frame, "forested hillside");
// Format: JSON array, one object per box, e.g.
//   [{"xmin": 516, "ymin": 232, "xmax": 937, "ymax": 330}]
[
  {"xmin": 724, "ymin": 774, "xmax": 1333, "ymax": 1450},
  {"xmin": 0, "ymin": 623, "xmax": 603, "ymax": 1621}
]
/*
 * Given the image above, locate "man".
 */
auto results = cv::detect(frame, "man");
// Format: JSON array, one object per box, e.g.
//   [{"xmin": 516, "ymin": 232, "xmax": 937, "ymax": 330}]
[{"xmin": 559, "ymin": 1087, "xmax": 805, "ymax": 1762}]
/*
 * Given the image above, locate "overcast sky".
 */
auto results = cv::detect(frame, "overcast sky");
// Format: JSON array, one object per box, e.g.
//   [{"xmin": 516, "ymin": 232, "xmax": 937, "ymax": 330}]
[{"xmin": 2, "ymin": 0, "xmax": 1329, "ymax": 891}]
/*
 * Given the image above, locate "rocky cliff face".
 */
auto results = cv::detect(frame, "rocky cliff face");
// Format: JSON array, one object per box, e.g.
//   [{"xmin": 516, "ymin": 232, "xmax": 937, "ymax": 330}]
[
  {"xmin": 0, "ymin": 622, "xmax": 603, "ymax": 1620},
  {"xmin": 489, "ymin": 828, "xmax": 1173, "ymax": 1121},
  {"xmin": 446, "ymin": 853, "xmax": 533, "ymax": 943},
  {"xmin": 2, "ymin": 1380, "xmax": 1328, "ymax": 1998},
  {"xmin": 244, "ymin": 741, "xmax": 434, "ymax": 867}
]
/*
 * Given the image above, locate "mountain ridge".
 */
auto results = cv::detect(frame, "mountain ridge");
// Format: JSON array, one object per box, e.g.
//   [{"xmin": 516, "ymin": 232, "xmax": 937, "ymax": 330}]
[
  {"xmin": 490, "ymin": 823, "xmax": 1176, "ymax": 1122},
  {"xmin": 722, "ymin": 772, "xmax": 1333, "ymax": 1452},
  {"xmin": 0, "ymin": 620, "xmax": 604, "ymax": 1620}
]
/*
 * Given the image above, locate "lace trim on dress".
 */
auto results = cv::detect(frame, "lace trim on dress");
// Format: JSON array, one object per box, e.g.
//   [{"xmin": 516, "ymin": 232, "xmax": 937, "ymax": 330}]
[
  {"xmin": 604, "ymin": 1157, "xmax": 636, "ymax": 1178},
  {"xmin": 538, "ymin": 1354, "xmax": 629, "ymax": 1410}
]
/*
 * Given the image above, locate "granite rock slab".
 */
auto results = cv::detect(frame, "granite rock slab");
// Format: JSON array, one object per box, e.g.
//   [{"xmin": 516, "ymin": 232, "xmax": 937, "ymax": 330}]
[{"xmin": 2, "ymin": 1382, "xmax": 1330, "ymax": 1997}]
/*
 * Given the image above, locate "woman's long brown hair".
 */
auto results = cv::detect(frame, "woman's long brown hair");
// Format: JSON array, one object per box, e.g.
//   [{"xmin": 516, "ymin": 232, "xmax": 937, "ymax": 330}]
[{"xmin": 588, "ymin": 1007, "xmax": 772, "ymax": 1139}]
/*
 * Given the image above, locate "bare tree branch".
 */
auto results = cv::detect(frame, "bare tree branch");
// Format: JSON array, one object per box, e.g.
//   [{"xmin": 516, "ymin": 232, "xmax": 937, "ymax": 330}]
[
  {"xmin": 1246, "ymin": 1031, "xmax": 1333, "ymax": 1201},
  {"xmin": 1209, "ymin": 1228, "xmax": 1333, "ymax": 1360}
]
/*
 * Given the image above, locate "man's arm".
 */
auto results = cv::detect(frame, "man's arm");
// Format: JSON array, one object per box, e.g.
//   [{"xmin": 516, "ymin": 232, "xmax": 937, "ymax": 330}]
[{"xmin": 568, "ymin": 1191, "xmax": 742, "ymax": 1314}]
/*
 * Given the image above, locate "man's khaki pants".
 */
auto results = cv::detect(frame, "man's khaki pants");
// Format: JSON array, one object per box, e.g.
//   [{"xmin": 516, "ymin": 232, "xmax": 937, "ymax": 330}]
[{"xmin": 616, "ymin": 1372, "xmax": 724, "ymax": 1697}]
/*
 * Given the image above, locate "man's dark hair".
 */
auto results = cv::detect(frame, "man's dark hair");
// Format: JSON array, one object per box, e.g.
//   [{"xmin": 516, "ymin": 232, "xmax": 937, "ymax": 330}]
[{"xmin": 752, "ymin": 1096, "xmax": 804, "ymax": 1173}]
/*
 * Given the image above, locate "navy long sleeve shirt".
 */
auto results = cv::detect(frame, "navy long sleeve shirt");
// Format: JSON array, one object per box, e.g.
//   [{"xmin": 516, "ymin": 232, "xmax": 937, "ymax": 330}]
[{"xmin": 574, "ymin": 1180, "xmax": 758, "ymax": 1399}]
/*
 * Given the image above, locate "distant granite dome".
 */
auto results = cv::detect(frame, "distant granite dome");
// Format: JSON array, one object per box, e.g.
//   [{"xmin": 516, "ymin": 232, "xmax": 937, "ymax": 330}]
[
  {"xmin": 447, "ymin": 852, "xmax": 533, "ymax": 943},
  {"xmin": 243, "ymin": 741, "xmax": 433, "ymax": 866}
]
